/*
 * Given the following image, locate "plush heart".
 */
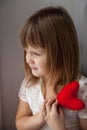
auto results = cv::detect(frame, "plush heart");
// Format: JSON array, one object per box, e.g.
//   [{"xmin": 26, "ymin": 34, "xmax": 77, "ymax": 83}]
[{"xmin": 57, "ymin": 81, "xmax": 85, "ymax": 110}]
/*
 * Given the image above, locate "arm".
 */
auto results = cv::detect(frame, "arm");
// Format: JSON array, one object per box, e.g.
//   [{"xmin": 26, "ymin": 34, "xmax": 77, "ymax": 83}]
[
  {"xmin": 79, "ymin": 118, "xmax": 87, "ymax": 130},
  {"xmin": 15, "ymin": 99, "xmax": 46, "ymax": 130}
]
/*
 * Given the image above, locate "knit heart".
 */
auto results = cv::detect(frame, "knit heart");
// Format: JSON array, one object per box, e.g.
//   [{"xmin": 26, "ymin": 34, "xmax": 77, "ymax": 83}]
[{"xmin": 57, "ymin": 81, "xmax": 85, "ymax": 110}]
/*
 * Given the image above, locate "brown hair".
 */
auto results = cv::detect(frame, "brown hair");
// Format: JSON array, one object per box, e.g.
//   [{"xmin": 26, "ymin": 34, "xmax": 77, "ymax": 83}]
[{"xmin": 20, "ymin": 6, "xmax": 79, "ymax": 88}]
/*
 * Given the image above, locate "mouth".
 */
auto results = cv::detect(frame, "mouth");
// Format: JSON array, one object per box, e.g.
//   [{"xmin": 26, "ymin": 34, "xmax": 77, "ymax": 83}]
[
  {"xmin": 29, "ymin": 65, "xmax": 38, "ymax": 70},
  {"xmin": 31, "ymin": 67, "xmax": 38, "ymax": 70}
]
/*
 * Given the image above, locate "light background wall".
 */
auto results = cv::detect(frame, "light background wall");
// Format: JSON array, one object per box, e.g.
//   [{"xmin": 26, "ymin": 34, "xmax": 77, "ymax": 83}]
[{"xmin": 0, "ymin": 0, "xmax": 87, "ymax": 130}]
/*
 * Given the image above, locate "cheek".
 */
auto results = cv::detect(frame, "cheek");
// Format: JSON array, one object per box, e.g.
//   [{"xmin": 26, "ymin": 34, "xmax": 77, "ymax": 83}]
[
  {"xmin": 38, "ymin": 60, "xmax": 47, "ymax": 70},
  {"xmin": 34, "ymin": 54, "xmax": 48, "ymax": 70}
]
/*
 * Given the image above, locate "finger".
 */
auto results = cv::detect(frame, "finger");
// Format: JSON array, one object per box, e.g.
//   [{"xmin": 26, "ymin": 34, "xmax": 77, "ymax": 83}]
[
  {"xmin": 41, "ymin": 100, "xmax": 47, "ymax": 117},
  {"xmin": 52, "ymin": 100, "xmax": 58, "ymax": 112},
  {"xmin": 56, "ymin": 99, "xmax": 58, "ymax": 103},
  {"xmin": 41, "ymin": 100, "xmax": 47, "ymax": 111},
  {"xmin": 58, "ymin": 107, "xmax": 64, "ymax": 118},
  {"xmin": 46, "ymin": 98, "xmax": 56, "ymax": 112},
  {"xmin": 43, "ymin": 99, "xmax": 48, "ymax": 106}
]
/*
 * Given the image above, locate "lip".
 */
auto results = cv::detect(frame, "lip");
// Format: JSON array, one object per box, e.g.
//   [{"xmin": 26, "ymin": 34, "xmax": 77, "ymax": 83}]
[
  {"xmin": 31, "ymin": 67, "xmax": 38, "ymax": 69},
  {"xmin": 29, "ymin": 65, "xmax": 38, "ymax": 69}
]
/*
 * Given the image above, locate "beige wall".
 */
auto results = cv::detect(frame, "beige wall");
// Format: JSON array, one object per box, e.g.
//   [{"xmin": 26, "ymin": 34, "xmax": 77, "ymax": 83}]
[{"xmin": 0, "ymin": 0, "xmax": 87, "ymax": 130}]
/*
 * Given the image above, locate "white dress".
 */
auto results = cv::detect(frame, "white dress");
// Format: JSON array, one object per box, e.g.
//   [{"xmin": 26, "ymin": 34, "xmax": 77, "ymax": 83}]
[{"xmin": 18, "ymin": 75, "xmax": 87, "ymax": 130}]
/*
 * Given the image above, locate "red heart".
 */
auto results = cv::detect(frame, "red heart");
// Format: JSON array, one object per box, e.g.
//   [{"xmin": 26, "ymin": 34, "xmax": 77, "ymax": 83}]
[{"xmin": 57, "ymin": 81, "xmax": 85, "ymax": 110}]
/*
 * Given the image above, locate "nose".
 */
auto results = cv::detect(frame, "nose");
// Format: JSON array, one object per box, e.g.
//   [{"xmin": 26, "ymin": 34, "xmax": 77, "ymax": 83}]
[{"xmin": 26, "ymin": 53, "xmax": 34, "ymax": 64}]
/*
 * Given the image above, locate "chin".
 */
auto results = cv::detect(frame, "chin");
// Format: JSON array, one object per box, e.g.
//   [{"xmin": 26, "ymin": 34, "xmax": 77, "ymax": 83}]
[{"xmin": 32, "ymin": 72, "xmax": 41, "ymax": 77}]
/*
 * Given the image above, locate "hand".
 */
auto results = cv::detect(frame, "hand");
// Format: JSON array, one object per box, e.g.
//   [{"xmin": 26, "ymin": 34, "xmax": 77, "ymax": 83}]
[{"xmin": 45, "ymin": 98, "xmax": 66, "ymax": 130}]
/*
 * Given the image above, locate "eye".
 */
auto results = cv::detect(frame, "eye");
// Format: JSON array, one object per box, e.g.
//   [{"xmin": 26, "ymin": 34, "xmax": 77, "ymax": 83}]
[{"xmin": 33, "ymin": 52, "xmax": 41, "ymax": 56}]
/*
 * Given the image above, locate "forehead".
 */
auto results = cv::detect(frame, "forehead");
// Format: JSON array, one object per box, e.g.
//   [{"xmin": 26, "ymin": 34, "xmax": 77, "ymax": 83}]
[{"xmin": 25, "ymin": 45, "xmax": 46, "ymax": 53}]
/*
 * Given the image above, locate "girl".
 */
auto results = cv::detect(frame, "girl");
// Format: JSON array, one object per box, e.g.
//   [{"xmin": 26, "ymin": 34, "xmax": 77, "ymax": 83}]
[{"xmin": 16, "ymin": 6, "xmax": 87, "ymax": 130}]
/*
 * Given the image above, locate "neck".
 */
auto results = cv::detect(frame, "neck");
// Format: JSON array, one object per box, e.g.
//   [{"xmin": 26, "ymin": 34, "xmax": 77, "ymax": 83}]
[{"xmin": 42, "ymin": 76, "xmax": 54, "ymax": 89}]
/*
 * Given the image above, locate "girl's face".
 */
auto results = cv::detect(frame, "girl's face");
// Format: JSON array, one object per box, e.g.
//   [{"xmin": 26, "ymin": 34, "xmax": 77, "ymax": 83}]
[{"xmin": 25, "ymin": 45, "xmax": 48, "ymax": 78}]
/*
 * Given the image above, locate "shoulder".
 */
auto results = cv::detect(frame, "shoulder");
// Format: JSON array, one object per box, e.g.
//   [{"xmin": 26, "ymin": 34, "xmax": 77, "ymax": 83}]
[
  {"xmin": 20, "ymin": 78, "xmax": 41, "ymax": 91},
  {"xmin": 78, "ymin": 74, "xmax": 87, "ymax": 102},
  {"xmin": 77, "ymin": 75, "xmax": 87, "ymax": 119},
  {"xmin": 18, "ymin": 78, "xmax": 41, "ymax": 102},
  {"xmin": 78, "ymin": 75, "xmax": 87, "ymax": 95},
  {"xmin": 79, "ymin": 75, "xmax": 87, "ymax": 86}
]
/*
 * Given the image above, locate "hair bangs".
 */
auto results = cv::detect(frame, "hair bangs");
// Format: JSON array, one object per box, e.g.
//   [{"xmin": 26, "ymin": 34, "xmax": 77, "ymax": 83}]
[{"xmin": 25, "ymin": 20, "xmax": 46, "ymax": 49}]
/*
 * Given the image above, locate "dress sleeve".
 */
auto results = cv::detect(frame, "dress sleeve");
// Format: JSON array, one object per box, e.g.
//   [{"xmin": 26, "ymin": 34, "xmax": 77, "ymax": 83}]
[
  {"xmin": 18, "ymin": 78, "xmax": 28, "ymax": 103},
  {"xmin": 78, "ymin": 81, "xmax": 87, "ymax": 119}
]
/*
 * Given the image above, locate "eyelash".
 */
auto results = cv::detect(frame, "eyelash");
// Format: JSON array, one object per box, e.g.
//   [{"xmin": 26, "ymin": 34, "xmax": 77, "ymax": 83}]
[
  {"xmin": 25, "ymin": 49, "xmax": 41, "ymax": 56},
  {"xmin": 33, "ymin": 52, "xmax": 40, "ymax": 56}
]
